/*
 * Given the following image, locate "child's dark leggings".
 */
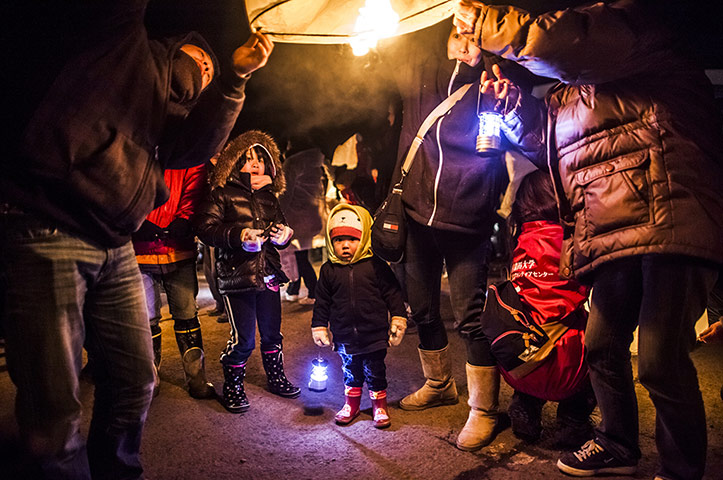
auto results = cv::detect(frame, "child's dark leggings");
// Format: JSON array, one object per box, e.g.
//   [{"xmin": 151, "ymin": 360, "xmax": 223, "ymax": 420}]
[{"xmin": 338, "ymin": 349, "xmax": 387, "ymax": 392}]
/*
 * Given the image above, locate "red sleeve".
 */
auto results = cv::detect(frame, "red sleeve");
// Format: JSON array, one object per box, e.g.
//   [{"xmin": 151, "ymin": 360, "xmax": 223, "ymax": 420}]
[{"xmin": 175, "ymin": 163, "xmax": 207, "ymax": 220}]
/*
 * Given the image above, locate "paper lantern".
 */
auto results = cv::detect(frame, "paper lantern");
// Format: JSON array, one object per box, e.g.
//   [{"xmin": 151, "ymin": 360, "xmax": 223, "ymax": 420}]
[{"xmin": 246, "ymin": 0, "xmax": 454, "ymax": 53}]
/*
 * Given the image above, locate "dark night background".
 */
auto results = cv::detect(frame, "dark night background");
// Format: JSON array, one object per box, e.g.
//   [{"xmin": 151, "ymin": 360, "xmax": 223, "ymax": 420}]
[{"xmin": 145, "ymin": 0, "xmax": 723, "ymax": 156}]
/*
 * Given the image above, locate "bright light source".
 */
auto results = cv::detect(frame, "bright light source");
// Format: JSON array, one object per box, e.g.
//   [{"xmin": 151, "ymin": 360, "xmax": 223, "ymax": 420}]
[
  {"xmin": 349, "ymin": 0, "xmax": 399, "ymax": 56},
  {"xmin": 246, "ymin": 1, "xmax": 454, "ymax": 46},
  {"xmin": 308, "ymin": 357, "xmax": 329, "ymax": 392}
]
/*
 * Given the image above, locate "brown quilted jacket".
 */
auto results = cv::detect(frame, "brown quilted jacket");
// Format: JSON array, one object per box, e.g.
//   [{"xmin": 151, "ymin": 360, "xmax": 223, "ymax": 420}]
[{"xmin": 479, "ymin": 0, "xmax": 723, "ymax": 278}]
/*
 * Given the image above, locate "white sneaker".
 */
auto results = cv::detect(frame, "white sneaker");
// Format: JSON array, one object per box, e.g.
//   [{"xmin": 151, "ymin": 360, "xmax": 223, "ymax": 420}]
[
  {"xmin": 298, "ymin": 297, "xmax": 316, "ymax": 305},
  {"xmin": 283, "ymin": 292, "xmax": 299, "ymax": 302}
]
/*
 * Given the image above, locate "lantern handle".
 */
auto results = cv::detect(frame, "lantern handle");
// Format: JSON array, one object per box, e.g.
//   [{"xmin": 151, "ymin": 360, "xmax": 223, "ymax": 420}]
[{"xmin": 478, "ymin": 72, "xmax": 510, "ymax": 117}]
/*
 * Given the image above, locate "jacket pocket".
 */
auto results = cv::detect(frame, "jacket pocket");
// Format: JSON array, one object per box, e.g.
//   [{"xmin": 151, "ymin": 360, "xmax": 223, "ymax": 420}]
[
  {"xmin": 574, "ymin": 150, "xmax": 651, "ymax": 238},
  {"xmin": 66, "ymin": 128, "xmax": 168, "ymax": 235}
]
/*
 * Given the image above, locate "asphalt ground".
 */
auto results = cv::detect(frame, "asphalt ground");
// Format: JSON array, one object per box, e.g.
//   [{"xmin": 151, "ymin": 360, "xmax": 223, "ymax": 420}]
[{"xmin": 1, "ymin": 268, "xmax": 722, "ymax": 479}]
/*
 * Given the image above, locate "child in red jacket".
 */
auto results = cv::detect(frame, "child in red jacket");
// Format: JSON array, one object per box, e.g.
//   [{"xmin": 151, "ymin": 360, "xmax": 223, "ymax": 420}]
[{"xmin": 504, "ymin": 169, "xmax": 596, "ymax": 449}]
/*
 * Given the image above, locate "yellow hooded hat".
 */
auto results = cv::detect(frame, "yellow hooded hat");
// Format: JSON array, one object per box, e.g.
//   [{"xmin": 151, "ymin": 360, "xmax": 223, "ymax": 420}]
[{"xmin": 325, "ymin": 204, "xmax": 374, "ymax": 265}]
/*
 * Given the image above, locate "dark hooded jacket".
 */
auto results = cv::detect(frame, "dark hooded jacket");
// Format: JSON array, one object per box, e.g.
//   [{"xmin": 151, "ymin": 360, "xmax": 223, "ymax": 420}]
[
  {"xmin": 194, "ymin": 131, "xmax": 290, "ymax": 294},
  {"xmin": 312, "ymin": 205, "xmax": 407, "ymax": 354},
  {"xmin": 384, "ymin": 19, "xmax": 532, "ymax": 236},
  {"xmin": 2, "ymin": 2, "xmax": 248, "ymax": 247},
  {"xmin": 478, "ymin": 0, "xmax": 723, "ymax": 278},
  {"xmin": 278, "ymin": 148, "xmax": 326, "ymax": 250}
]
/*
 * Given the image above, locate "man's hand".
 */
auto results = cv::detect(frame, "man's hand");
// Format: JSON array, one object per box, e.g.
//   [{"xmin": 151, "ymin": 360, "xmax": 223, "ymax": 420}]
[
  {"xmin": 454, "ymin": 0, "xmax": 483, "ymax": 35},
  {"xmin": 312, "ymin": 327, "xmax": 332, "ymax": 347},
  {"xmin": 241, "ymin": 228, "xmax": 266, "ymax": 252},
  {"xmin": 165, "ymin": 217, "xmax": 192, "ymax": 239},
  {"xmin": 699, "ymin": 320, "xmax": 723, "ymax": 344},
  {"xmin": 134, "ymin": 220, "xmax": 165, "ymax": 241},
  {"xmin": 388, "ymin": 316, "xmax": 408, "ymax": 347},
  {"xmin": 231, "ymin": 31, "xmax": 274, "ymax": 76}
]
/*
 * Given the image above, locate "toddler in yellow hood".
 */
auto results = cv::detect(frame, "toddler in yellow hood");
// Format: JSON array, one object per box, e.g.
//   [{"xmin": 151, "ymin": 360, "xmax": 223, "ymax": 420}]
[{"xmin": 312, "ymin": 204, "xmax": 407, "ymax": 428}]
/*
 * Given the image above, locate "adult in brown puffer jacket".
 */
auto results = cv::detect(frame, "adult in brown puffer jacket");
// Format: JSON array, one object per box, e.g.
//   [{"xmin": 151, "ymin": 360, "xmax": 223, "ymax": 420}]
[{"xmin": 454, "ymin": 1, "xmax": 723, "ymax": 479}]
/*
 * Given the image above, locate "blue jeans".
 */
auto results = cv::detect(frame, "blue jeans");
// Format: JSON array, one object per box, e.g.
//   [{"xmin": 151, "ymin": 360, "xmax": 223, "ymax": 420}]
[
  {"xmin": 585, "ymin": 255, "xmax": 717, "ymax": 480},
  {"xmin": 404, "ymin": 219, "xmax": 491, "ymax": 361},
  {"xmin": 221, "ymin": 288, "xmax": 283, "ymax": 365},
  {"xmin": 338, "ymin": 348, "xmax": 387, "ymax": 392},
  {"xmin": 0, "ymin": 214, "xmax": 155, "ymax": 480},
  {"xmin": 140, "ymin": 258, "xmax": 198, "ymax": 327}
]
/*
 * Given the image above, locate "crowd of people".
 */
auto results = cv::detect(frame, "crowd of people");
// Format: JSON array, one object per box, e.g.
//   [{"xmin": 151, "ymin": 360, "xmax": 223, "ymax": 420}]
[{"xmin": 1, "ymin": 1, "xmax": 722, "ymax": 479}]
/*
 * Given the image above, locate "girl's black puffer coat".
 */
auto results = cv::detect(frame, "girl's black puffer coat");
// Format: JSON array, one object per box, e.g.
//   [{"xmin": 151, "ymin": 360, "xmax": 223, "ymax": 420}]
[{"xmin": 194, "ymin": 131, "xmax": 290, "ymax": 294}]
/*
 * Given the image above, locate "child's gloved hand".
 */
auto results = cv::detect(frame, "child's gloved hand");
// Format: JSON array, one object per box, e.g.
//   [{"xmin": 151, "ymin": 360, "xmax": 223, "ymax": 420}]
[
  {"xmin": 312, "ymin": 327, "xmax": 331, "ymax": 347},
  {"xmin": 240, "ymin": 228, "xmax": 266, "ymax": 252},
  {"xmin": 388, "ymin": 316, "xmax": 407, "ymax": 347},
  {"xmin": 270, "ymin": 224, "xmax": 293, "ymax": 246}
]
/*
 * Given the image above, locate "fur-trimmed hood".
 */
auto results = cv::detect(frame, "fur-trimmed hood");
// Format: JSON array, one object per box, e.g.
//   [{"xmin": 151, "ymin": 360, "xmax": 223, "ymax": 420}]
[{"xmin": 209, "ymin": 130, "xmax": 285, "ymax": 194}]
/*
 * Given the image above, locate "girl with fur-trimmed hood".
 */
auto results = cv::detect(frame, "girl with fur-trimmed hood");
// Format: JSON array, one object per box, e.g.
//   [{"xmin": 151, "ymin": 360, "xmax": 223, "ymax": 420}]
[{"xmin": 195, "ymin": 130, "xmax": 300, "ymax": 413}]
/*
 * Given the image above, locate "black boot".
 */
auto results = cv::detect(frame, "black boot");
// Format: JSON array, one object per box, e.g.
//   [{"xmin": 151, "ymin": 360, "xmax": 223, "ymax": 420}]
[
  {"xmin": 222, "ymin": 363, "xmax": 249, "ymax": 413},
  {"xmin": 508, "ymin": 390, "xmax": 544, "ymax": 443},
  {"xmin": 261, "ymin": 344, "xmax": 301, "ymax": 398},
  {"xmin": 151, "ymin": 324, "xmax": 163, "ymax": 397},
  {"xmin": 174, "ymin": 318, "xmax": 215, "ymax": 399}
]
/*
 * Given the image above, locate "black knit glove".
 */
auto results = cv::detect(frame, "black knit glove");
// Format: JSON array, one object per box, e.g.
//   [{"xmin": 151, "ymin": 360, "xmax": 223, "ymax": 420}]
[
  {"xmin": 133, "ymin": 220, "xmax": 165, "ymax": 241},
  {"xmin": 165, "ymin": 218, "xmax": 193, "ymax": 240}
]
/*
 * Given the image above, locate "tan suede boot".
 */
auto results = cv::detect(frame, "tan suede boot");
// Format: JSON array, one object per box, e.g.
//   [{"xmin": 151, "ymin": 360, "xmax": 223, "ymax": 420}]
[
  {"xmin": 399, "ymin": 346, "xmax": 458, "ymax": 411},
  {"xmin": 456, "ymin": 363, "xmax": 501, "ymax": 451}
]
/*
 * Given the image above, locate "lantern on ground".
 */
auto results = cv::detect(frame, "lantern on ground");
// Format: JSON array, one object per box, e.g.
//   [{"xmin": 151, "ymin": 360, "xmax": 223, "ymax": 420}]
[{"xmin": 308, "ymin": 355, "xmax": 329, "ymax": 391}]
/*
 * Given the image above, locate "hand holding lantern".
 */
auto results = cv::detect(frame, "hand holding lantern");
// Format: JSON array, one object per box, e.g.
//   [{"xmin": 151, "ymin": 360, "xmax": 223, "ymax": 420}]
[
  {"xmin": 476, "ymin": 64, "xmax": 519, "ymax": 156},
  {"xmin": 481, "ymin": 64, "xmax": 519, "ymax": 107},
  {"xmin": 312, "ymin": 326, "xmax": 331, "ymax": 347}
]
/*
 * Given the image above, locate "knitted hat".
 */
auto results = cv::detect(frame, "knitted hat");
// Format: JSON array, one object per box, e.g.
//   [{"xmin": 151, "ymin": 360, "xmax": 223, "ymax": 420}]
[{"xmin": 328, "ymin": 209, "xmax": 362, "ymax": 240}]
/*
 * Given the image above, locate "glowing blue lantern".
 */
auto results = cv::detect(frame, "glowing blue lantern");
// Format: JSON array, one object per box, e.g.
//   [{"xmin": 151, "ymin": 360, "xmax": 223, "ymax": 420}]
[
  {"xmin": 476, "ymin": 111, "xmax": 503, "ymax": 156},
  {"xmin": 308, "ymin": 356, "xmax": 329, "ymax": 392},
  {"xmin": 475, "ymin": 80, "xmax": 505, "ymax": 157}
]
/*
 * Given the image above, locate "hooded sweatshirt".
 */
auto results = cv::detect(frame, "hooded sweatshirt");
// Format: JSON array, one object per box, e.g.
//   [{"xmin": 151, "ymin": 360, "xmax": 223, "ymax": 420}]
[
  {"xmin": 312, "ymin": 204, "xmax": 406, "ymax": 354},
  {"xmin": 3, "ymin": 2, "xmax": 248, "ymax": 247}
]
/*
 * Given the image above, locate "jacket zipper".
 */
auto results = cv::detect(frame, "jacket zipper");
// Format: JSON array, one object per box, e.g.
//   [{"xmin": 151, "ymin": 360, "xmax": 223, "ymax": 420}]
[
  {"xmin": 251, "ymin": 190, "xmax": 266, "ymax": 288},
  {"xmin": 349, "ymin": 267, "xmax": 358, "ymax": 337},
  {"xmin": 117, "ymin": 146, "xmax": 156, "ymax": 225},
  {"xmin": 427, "ymin": 60, "xmax": 461, "ymax": 226},
  {"xmin": 489, "ymin": 284, "xmax": 545, "ymax": 338}
]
